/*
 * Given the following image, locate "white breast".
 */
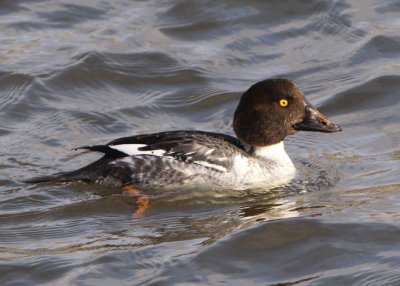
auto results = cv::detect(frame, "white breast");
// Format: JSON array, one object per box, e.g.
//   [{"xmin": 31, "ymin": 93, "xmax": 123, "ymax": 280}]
[{"xmin": 230, "ymin": 141, "xmax": 296, "ymax": 186}]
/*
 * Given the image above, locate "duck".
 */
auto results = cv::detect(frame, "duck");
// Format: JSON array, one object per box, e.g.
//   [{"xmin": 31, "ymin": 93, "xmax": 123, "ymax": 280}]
[{"xmin": 25, "ymin": 78, "xmax": 341, "ymax": 190}]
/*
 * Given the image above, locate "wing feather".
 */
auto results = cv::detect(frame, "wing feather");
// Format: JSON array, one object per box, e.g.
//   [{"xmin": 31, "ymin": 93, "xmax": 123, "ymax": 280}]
[{"xmin": 77, "ymin": 130, "xmax": 247, "ymax": 172}]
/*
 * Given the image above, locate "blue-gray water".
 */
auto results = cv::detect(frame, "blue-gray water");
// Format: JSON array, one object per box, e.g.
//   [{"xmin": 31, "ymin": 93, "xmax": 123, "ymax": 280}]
[{"xmin": 1, "ymin": 0, "xmax": 400, "ymax": 285}]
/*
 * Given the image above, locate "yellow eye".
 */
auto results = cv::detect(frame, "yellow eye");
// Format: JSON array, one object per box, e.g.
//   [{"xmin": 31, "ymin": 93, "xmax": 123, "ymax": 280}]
[{"xmin": 279, "ymin": 99, "xmax": 288, "ymax": 107}]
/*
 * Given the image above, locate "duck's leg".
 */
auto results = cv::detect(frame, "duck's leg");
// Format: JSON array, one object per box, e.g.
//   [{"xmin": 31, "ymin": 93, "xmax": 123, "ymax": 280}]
[{"xmin": 122, "ymin": 185, "xmax": 149, "ymax": 218}]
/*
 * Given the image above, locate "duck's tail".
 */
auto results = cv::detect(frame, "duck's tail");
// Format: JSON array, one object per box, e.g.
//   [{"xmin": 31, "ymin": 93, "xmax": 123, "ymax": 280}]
[
  {"xmin": 23, "ymin": 155, "xmax": 111, "ymax": 184},
  {"xmin": 23, "ymin": 171, "xmax": 85, "ymax": 184}
]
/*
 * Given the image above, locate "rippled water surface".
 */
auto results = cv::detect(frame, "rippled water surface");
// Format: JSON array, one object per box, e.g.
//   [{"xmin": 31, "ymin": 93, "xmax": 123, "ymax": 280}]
[{"xmin": 1, "ymin": 0, "xmax": 400, "ymax": 285}]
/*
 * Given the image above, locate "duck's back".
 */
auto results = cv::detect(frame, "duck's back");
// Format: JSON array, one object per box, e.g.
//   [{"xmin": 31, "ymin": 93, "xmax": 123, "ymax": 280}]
[{"xmin": 25, "ymin": 130, "xmax": 252, "ymax": 188}]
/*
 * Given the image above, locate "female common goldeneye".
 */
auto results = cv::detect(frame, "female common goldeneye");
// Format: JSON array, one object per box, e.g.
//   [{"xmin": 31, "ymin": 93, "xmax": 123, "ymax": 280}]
[{"xmin": 25, "ymin": 79, "xmax": 341, "ymax": 189}]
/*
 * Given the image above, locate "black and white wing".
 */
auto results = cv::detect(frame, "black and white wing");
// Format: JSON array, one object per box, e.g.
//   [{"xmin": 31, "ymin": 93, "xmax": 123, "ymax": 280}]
[{"xmin": 78, "ymin": 130, "xmax": 247, "ymax": 173}]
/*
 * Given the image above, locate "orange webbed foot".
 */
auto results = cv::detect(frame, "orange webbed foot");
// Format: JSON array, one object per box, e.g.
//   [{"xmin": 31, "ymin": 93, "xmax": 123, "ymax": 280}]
[{"xmin": 122, "ymin": 185, "xmax": 149, "ymax": 218}]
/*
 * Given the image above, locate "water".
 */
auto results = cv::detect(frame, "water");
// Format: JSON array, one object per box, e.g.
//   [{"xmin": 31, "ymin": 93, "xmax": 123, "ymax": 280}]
[{"xmin": 1, "ymin": 0, "xmax": 400, "ymax": 285}]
